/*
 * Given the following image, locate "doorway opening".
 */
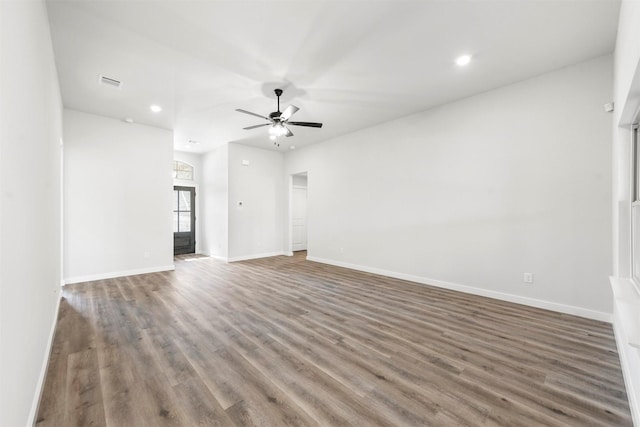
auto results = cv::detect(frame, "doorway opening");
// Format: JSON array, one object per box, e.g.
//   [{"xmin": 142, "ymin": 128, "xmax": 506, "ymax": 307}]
[
  {"xmin": 290, "ymin": 172, "xmax": 308, "ymax": 253},
  {"xmin": 173, "ymin": 186, "xmax": 196, "ymax": 255}
]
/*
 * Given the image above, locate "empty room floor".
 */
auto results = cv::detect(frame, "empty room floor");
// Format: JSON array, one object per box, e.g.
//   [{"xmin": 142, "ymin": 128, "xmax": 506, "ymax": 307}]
[{"xmin": 36, "ymin": 252, "xmax": 632, "ymax": 426}]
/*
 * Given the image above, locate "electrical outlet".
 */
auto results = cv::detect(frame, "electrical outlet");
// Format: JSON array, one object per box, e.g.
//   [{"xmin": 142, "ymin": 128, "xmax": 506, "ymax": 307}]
[{"xmin": 523, "ymin": 272, "xmax": 534, "ymax": 284}]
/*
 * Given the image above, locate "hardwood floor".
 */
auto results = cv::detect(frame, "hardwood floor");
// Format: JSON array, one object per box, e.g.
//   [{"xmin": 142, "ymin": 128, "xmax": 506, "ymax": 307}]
[{"xmin": 37, "ymin": 252, "xmax": 632, "ymax": 426}]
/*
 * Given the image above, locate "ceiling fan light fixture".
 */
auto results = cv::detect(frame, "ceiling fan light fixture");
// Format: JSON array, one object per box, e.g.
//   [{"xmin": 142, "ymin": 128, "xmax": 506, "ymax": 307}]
[{"xmin": 269, "ymin": 123, "xmax": 287, "ymax": 137}]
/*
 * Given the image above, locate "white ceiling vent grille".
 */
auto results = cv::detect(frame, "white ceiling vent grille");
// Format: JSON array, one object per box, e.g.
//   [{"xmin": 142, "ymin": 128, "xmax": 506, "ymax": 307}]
[{"xmin": 98, "ymin": 75, "xmax": 122, "ymax": 89}]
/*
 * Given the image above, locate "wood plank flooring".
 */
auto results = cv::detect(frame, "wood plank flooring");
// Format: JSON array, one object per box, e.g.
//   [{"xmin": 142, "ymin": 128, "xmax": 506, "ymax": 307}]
[{"xmin": 36, "ymin": 252, "xmax": 633, "ymax": 426}]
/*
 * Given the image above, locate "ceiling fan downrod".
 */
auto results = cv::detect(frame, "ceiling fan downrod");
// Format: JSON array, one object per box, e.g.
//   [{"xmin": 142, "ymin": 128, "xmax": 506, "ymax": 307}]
[{"xmin": 274, "ymin": 88, "xmax": 283, "ymax": 114}]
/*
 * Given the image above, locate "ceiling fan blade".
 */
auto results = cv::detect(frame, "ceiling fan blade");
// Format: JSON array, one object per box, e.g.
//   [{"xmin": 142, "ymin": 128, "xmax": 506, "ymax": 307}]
[
  {"xmin": 243, "ymin": 123, "xmax": 271, "ymax": 130},
  {"xmin": 280, "ymin": 105, "xmax": 299, "ymax": 121},
  {"xmin": 235, "ymin": 109, "xmax": 271, "ymax": 121},
  {"xmin": 287, "ymin": 121, "xmax": 323, "ymax": 128},
  {"xmin": 284, "ymin": 126, "xmax": 294, "ymax": 137}
]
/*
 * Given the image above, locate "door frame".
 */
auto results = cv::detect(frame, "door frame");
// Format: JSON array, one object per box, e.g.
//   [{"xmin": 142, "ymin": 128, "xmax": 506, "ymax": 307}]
[
  {"xmin": 173, "ymin": 185, "xmax": 196, "ymax": 255},
  {"xmin": 291, "ymin": 185, "xmax": 308, "ymax": 252},
  {"xmin": 288, "ymin": 172, "xmax": 308, "ymax": 255}
]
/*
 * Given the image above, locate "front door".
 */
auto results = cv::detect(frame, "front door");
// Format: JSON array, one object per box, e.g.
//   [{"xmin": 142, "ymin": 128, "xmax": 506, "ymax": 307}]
[{"xmin": 173, "ymin": 186, "xmax": 195, "ymax": 255}]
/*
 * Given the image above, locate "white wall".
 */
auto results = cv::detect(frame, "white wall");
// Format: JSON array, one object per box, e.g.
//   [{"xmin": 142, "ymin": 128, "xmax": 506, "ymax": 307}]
[
  {"xmin": 0, "ymin": 1, "xmax": 63, "ymax": 425},
  {"xmin": 174, "ymin": 151, "xmax": 203, "ymax": 253},
  {"xmin": 228, "ymin": 144, "xmax": 285, "ymax": 261},
  {"xmin": 64, "ymin": 109, "xmax": 174, "ymax": 283},
  {"xmin": 286, "ymin": 55, "xmax": 613, "ymax": 319},
  {"xmin": 201, "ymin": 144, "xmax": 229, "ymax": 259},
  {"xmin": 198, "ymin": 143, "xmax": 285, "ymax": 261},
  {"xmin": 611, "ymin": 1, "xmax": 640, "ymax": 423}
]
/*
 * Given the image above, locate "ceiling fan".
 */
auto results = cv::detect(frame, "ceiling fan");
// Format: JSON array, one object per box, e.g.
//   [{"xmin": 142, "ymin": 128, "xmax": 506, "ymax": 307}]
[{"xmin": 236, "ymin": 88, "xmax": 323, "ymax": 146}]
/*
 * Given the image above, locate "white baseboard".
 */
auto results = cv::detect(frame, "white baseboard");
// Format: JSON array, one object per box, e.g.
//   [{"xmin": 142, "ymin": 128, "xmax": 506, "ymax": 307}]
[
  {"xmin": 199, "ymin": 251, "xmax": 230, "ymax": 262},
  {"xmin": 28, "ymin": 292, "xmax": 61, "ymax": 425},
  {"xmin": 227, "ymin": 251, "xmax": 287, "ymax": 263},
  {"xmin": 203, "ymin": 253, "xmax": 228, "ymax": 262},
  {"xmin": 63, "ymin": 264, "xmax": 175, "ymax": 285},
  {"xmin": 306, "ymin": 256, "xmax": 612, "ymax": 323}
]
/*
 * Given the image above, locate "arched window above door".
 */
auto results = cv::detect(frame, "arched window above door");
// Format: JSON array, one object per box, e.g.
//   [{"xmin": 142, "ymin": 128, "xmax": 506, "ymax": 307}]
[{"xmin": 173, "ymin": 160, "xmax": 193, "ymax": 180}]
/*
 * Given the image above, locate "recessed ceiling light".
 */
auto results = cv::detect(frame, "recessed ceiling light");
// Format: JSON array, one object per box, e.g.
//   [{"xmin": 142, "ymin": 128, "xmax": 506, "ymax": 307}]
[
  {"xmin": 290, "ymin": 145, "xmax": 296, "ymax": 150},
  {"xmin": 150, "ymin": 105, "xmax": 162, "ymax": 113},
  {"xmin": 123, "ymin": 117, "xmax": 134, "ymax": 123},
  {"xmin": 456, "ymin": 54, "xmax": 472, "ymax": 66}
]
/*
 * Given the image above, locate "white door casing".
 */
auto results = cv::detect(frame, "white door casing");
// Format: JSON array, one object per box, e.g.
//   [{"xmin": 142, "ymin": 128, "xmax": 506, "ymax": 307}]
[{"xmin": 292, "ymin": 186, "xmax": 307, "ymax": 251}]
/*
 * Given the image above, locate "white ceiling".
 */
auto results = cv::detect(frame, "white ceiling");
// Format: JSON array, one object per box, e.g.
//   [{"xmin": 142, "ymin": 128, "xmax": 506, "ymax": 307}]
[{"xmin": 46, "ymin": 0, "xmax": 620, "ymax": 154}]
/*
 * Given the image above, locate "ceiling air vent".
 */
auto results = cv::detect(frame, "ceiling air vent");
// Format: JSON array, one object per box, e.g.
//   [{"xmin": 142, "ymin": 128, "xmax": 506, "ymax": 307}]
[{"xmin": 98, "ymin": 75, "xmax": 122, "ymax": 89}]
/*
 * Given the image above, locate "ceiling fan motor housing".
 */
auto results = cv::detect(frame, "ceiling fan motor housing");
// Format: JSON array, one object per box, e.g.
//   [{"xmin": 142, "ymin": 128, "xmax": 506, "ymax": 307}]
[{"xmin": 272, "ymin": 88, "xmax": 283, "ymax": 116}]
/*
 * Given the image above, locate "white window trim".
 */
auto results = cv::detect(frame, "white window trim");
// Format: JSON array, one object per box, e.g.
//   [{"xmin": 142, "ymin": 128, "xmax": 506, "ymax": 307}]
[{"xmin": 631, "ymin": 123, "xmax": 640, "ymax": 293}]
